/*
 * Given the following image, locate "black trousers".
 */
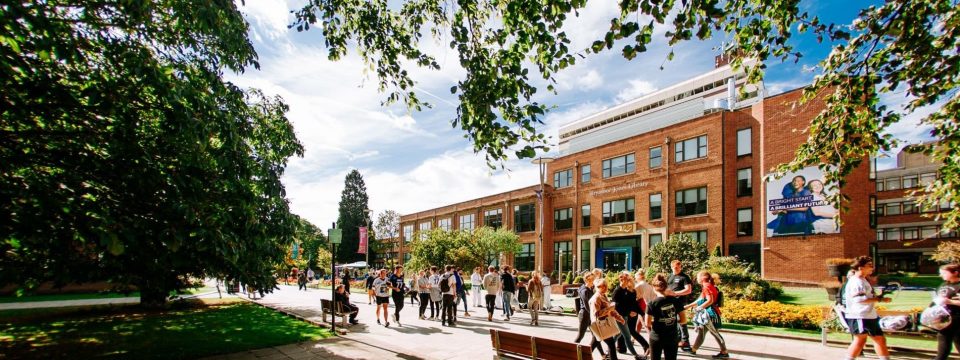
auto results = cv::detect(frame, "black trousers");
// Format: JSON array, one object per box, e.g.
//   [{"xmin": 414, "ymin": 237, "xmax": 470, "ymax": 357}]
[
  {"xmin": 618, "ymin": 314, "xmax": 650, "ymax": 352},
  {"xmin": 574, "ymin": 309, "xmax": 605, "ymax": 355},
  {"xmin": 650, "ymin": 334, "xmax": 678, "ymax": 360},
  {"xmin": 418, "ymin": 293, "xmax": 430, "ymax": 316},
  {"xmin": 442, "ymin": 294, "xmax": 456, "ymax": 324},
  {"xmin": 343, "ymin": 303, "xmax": 359, "ymax": 322},
  {"xmin": 485, "ymin": 294, "xmax": 497, "ymax": 314},
  {"xmin": 602, "ymin": 336, "xmax": 619, "ymax": 360},
  {"xmin": 937, "ymin": 320, "xmax": 960, "ymax": 360},
  {"xmin": 391, "ymin": 293, "xmax": 405, "ymax": 318}
]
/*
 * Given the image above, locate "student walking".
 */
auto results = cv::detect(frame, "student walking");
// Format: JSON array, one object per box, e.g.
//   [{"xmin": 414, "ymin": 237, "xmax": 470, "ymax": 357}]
[
  {"xmin": 372, "ymin": 269, "xmax": 392, "ymax": 327},
  {"xmin": 408, "ymin": 276, "xmax": 418, "ymax": 305},
  {"xmin": 613, "ymin": 271, "xmax": 648, "ymax": 359},
  {"xmin": 471, "ymin": 267, "xmax": 484, "ymax": 307},
  {"xmin": 647, "ymin": 274, "xmax": 684, "ymax": 360},
  {"xmin": 454, "ymin": 267, "xmax": 470, "ymax": 318},
  {"xmin": 297, "ymin": 271, "xmax": 308, "ymax": 291},
  {"xmin": 388, "ymin": 265, "xmax": 407, "ymax": 327},
  {"xmin": 417, "ymin": 269, "xmax": 432, "ymax": 319},
  {"xmin": 365, "ymin": 271, "xmax": 376, "ymax": 304},
  {"xmin": 934, "ymin": 263, "xmax": 960, "ymax": 360},
  {"xmin": 666, "ymin": 260, "xmax": 693, "ymax": 352},
  {"xmin": 483, "ymin": 265, "xmax": 501, "ymax": 322},
  {"xmin": 500, "ymin": 265, "xmax": 516, "ymax": 321},
  {"xmin": 574, "ymin": 271, "xmax": 606, "ymax": 358},
  {"xmin": 684, "ymin": 271, "xmax": 728, "ymax": 358},
  {"xmin": 441, "ymin": 265, "xmax": 458, "ymax": 326},
  {"xmin": 527, "ymin": 271, "xmax": 544, "ymax": 326},
  {"xmin": 843, "ymin": 256, "xmax": 891, "ymax": 360},
  {"xmin": 591, "ymin": 278, "xmax": 625, "ymax": 360},
  {"xmin": 429, "ymin": 266, "xmax": 442, "ymax": 320}
]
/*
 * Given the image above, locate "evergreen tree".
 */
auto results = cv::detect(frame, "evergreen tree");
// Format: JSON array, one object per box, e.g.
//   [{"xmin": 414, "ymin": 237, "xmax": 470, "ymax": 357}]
[{"xmin": 336, "ymin": 170, "xmax": 371, "ymax": 263}]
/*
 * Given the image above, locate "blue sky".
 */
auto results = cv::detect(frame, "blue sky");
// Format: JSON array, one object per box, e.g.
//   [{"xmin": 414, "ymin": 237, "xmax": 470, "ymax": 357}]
[{"xmin": 231, "ymin": 0, "xmax": 932, "ymax": 228}]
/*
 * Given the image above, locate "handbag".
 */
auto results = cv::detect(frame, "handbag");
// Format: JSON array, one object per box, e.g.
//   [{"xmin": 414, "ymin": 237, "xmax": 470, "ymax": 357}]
[
  {"xmin": 920, "ymin": 305, "xmax": 952, "ymax": 331},
  {"xmin": 589, "ymin": 316, "xmax": 620, "ymax": 341}
]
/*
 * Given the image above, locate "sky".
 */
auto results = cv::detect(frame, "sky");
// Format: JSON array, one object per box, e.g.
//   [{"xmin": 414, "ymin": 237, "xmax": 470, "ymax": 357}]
[{"xmin": 230, "ymin": 0, "xmax": 932, "ymax": 228}]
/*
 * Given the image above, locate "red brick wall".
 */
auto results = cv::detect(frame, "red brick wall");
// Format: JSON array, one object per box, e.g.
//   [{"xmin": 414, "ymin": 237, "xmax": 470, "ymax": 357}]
[{"xmin": 722, "ymin": 110, "xmax": 763, "ymax": 253}]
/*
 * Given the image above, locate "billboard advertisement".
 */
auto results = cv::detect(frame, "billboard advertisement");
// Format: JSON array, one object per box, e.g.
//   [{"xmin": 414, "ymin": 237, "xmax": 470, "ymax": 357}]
[{"xmin": 766, "ymin": 166, "xmax": 839, "ymax": 236}]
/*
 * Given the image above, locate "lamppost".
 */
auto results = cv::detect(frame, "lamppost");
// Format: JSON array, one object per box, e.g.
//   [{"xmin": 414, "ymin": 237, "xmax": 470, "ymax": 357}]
[{"xmin": 531, "ymin": 156, "xmax": 554, "ymax": 273}]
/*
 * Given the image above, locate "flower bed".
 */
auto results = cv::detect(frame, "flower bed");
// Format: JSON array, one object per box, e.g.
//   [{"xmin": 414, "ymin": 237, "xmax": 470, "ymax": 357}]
[{"xmin": 721, "ymin": 299, "xmax": 826, "ymax": 330}]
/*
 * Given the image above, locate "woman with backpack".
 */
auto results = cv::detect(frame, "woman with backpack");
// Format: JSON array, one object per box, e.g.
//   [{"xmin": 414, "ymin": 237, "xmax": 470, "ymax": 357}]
[{"xmin": 683, "ymin": 270, "xmax": 728, "ymax": 359}]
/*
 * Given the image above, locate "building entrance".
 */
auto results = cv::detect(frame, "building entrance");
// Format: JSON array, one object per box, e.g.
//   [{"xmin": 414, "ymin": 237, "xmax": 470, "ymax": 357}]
[{"xmin": 597, "ymin": 247, "xmax": 632, "ymax": 272}]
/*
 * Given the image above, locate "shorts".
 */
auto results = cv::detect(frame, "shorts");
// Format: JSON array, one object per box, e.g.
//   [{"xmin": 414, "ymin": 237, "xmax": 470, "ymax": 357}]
[
  {"xmin": 376, "ymin": 296, "xmax": 390, "ymax": 305},
  {"xmin": 846, "ymin": 318, "xmax": 884, "ymax": 336}
]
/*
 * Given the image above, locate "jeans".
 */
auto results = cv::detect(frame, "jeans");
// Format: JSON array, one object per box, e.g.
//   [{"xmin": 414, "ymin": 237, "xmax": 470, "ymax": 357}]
[
  {"xmin": 936, "ymin": 319, "xmax": 960, "ymax": 360},
  {"xmin": 442, "ymin": 294, "xmax": 456, "ymax": 324},
  {"xmin": 615, "ymin": 319, "xmax": 640, "ymax": 355},
  {"xmin": 485, "ymin": 294, "xmax": 497, "ymax": 314},
  {"xmin": 650, "ymin": 334, "xmax": 678, "ymax": 360},
  {"xmin": 457, "ymin": 289, "xmax": 468, "ymax": 312},
  {"xmin": 501, "ymin": 291, "xmax": 514, "ymax": 317},
  {"xmin": 693, "ymin": 319, "xmax": 727, "ymax": 353},
  {"xmin": 418, "ymin": 293, "xmax": 430, "ymax": 317},
  {"xmin": 619, "ymin": 314, "xmax": 650, "ymax": 352}
]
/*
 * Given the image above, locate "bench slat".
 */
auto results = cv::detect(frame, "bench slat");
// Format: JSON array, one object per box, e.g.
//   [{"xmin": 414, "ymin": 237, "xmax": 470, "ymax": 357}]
[{"xmin": 490, "ymin": 329, "xmax": 588, "ymax": 360}]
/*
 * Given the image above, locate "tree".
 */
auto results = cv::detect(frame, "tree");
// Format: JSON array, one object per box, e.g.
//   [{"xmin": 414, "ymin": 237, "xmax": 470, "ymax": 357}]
[
  {"xmin": 932, "ymin": 242, "xmax": 960, "ymax": 264},
  {"xmin": 0, "ymin": 1, "xmax": 303, "ymax": 306},
  {"xmin": 336, "ymin": 170, "xmax": 371, "ymax": 263},
  {"xmin": 371, "ymin": 210, "xmax": 401, "ymax": 266},
  {"xmin": 291, "ymin": 1, "xmax": 959, "ymax": 229},
  {"xmin": 406, "ymin": 227, "xmax": 521, "ymax": 272},
  {"xmin": 646, "ymin": 233, "xmax": 709, "ymax": 278},
  {"xmin": 293, "ymin": 215, "xmax": 327, "ymax": 270}
]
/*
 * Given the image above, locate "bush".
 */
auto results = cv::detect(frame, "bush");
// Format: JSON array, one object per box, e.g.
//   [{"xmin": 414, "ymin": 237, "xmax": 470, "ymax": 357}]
[
  {"xmin": 647, "ymin": 233, "xmax": 709, "ymax": 276},
  {"xmin": 573, "ymin": 276, "xmax": 584, "ymax": 285},
  {"xmin": 565, "ymin": 271, "xmax": 574, "ymax": 285},
  {"xmin": 518, "ymin": 275, "xmax": 528, "ymax": 284},
  {"xmin": 706, "ymin": 256, "xmax": 783, "ymax": 301},
  {"xmin": 722, "ymin": 299, "xmax": 824, "ymax": 330}
]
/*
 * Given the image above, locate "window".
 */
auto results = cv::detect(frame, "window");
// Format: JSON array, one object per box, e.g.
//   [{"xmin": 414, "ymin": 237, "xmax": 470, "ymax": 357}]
[
  {"xmin": 419, "ymin": 221, "xmax": 431, "ymax": 240},
  {"xmin": 922, "ymin": 226, "xmax": 939, "ymax": 239},
  {"xmin": 902, "ymin": 175, "xmax": 918, "ymax": 189},
  {"xmin": 920, "ymin": 173, "xmax": 937, "ymax": 186},
  {"xmin": 678, "ymin": 231, "xmax": 708, "ymax": 245},
  {"xmin": 737, "ymin": 208, "xmax": 753, "ymax": 236},
  {"xmin": 438, "ymin": 218, "xmax": 451, "ymax": 231},
  {"xmin": 514, "ymin": 203, "xmax": 536, "ymax": 233},
  {"xmin": 602, "ymin": 198, "xmax": 635, "ymax": 224},
  {"xmin": 649, "ymin": 146, "xmax": 662, "ymax": 168},
  {"xmin": 649, "ymin": 234, "xmax": 663, "ymax": 249},
  {"xmin": 902, "ymin": 201, "xmax": 918, "ymax": 215},
  {"xmin": 675, "ymin": 135, "xmax": 708, "ymax": 162},
  {"xmin": 484, "ymin": 208, "xmax": 503, "ymax": 229},
  {"xmin": 514, "ymin": 243, "xmax": 535, "ymax": 271},
  {"xmin": 554, "ymin": 241, "xmax": 573, "ymax": 275},
  {"xmin": 876, "ymin": 230, "xmax": 884, "ymax": 241},
  {"xmin": 554, "ymin": 208, "xmax": 573, "ymax": 230},
  {"xmin": 736, "ymin": 128, "xmax": 752, "ymax": 156},
  {"xmin": 487, "ymin": 252, "xmax": 500, "ymax": 267},
  {"xmin": 554, "ymin": 169, "xmax": 573, "ymax": 188},
  {"xmin": 675, "ymin": 187, "xmax": 708, "ymax": 217},
  {"xmin": 884, "ymin": 178, "xmax": 901, "ymax": 191},
  {"xmin": 884, "ymin": 228, "xmax": 901, "ymax": 241},
  {"xmin": 403, "ymin": 253, "xmax": 411, "ymax": 263},
  {"xmin": 903, "ymin": 227, "xmax": 919, "ymax": 240},
  {"xmin": 649, "ymin": 193, "xmax": 662, "ymax": 220},
  {"xmin": 581, "ymin": 239, "xmax": 591, "ymax": 271},
  {"xmin": 602, "ymin": 154, "xmax": 635, "ymax": 178},
  {"xmin": 876, "ymin": 181, "xmax": 885, "ymax": 192},
  {"xmin": 884, "ymin": 203, "xmax": 901, "ymax": 216},
  {"xmin": 403, "ymin": 225, "xmax": 414, "ymax": 243},
  {"xmin": 737, "ymin": 168, "xmax": 752, "ymax": 196},
  {"xmin": 581, "ymin": 204, "xmax": 591, "ymax": 228},
  {"xmin": 581, "ymin": 164, "xmax": 591, "ymax": 183},
  {"xmin": 869, "ymin": 196, "xmax": 877, "ymax": 228},
  {"xmin": 459, "ymin": 214, "xmax": 475, "ymax": 231}
]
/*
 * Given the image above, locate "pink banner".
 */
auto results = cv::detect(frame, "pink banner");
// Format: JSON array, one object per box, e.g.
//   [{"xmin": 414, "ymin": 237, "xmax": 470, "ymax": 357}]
[{"xmin": 357, "ymin": 227, "xmax": 368, "ymax": 254}]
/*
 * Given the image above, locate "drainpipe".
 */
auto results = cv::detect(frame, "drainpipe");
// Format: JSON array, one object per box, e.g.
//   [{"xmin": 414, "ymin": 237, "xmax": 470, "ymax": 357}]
[
  {"xmin": 574, "ymin": 161, "xmax": 580, "ymax": 274},
  {"xmin": 664, "ymin": 136, "xmax": 671, "ymax": 240}
]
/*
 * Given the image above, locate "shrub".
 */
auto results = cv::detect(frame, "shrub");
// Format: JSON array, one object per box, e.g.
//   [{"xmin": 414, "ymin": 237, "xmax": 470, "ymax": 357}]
[
  {"xmin": 518, "ymin": 275, "xmax": 529, "ymax": 284},
  {"xmin": 565, "ymin": 271, "xmax": 574, "ymax": 285},
  {"xmin": 706, "ymin": 256, "xmax": 783, "ymax": 301},
  {"xmin": 647, "ymin": 233, "xmax": 709, "ymax": 276},
  {"xmin": 573, "ymin": 275, "xmax": 584, "ymax": 285},
  {"xmin": 722, "ymin": 299, "xmax": 825, "ymax": 330}
]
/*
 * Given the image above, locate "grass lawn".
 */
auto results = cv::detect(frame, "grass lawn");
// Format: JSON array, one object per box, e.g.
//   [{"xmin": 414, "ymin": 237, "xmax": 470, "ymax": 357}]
[
  {"xmin": 878, "ymin": 274, "xmax": 942, "ymax": 289},
  {"xmin": 0, "ymin": 292, "xmax": 140, "ymax": 304},
  {"xmin": 0, "ymin": 299, "xmax": 332, "ymax": 359},
  {"xmin": 777, "ymin": 287, "xmax": 932, "ymax": 311},
  {"xmin": 724, "ymin": 322, "xmax": 937, "ymax": 350}
]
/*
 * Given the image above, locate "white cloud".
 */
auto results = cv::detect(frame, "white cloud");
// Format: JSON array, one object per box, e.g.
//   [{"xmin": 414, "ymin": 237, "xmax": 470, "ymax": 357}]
[{"xmin": 616, "ymin": 80, "xmax": 658, "ymax": 102}]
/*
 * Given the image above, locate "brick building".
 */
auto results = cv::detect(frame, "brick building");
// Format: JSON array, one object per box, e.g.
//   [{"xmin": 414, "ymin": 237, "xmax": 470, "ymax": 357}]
[
  {"xmin": 874, "ymin": 145, "xmax": 958, "ymax": 274},
  {"xmin": 399, "ymin": 59, "xmax": 881, "ymax": 284}
]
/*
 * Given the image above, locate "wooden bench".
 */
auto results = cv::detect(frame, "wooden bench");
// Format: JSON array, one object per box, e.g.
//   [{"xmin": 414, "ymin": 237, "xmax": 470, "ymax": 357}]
[
  {"xmin": 489, "ymin": 329, "xmax": 592, "ymax": 360},
  {"xmin": 320, "ymin": 298, "xmax": 357, "ymax": 327}
]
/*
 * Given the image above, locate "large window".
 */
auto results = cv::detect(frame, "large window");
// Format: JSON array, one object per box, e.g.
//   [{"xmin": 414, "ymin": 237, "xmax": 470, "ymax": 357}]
[
  {"xmin": 581, "ymin": 165, "xmax": 591, "ymax": 183},
  {"xmin": 403, "ymin": 224, "xmax": 414, "ymax": 243},
  {"xmin": 869, "ymin": 196, "xmax": 877, "ymax": 228},
  {"xmin": 554, "ymin": 241, "xmax": 573, "ymax": 275},
  {"xmin": 602, "ymin": 154, "xmax": 635, "ymax": 178},
  {"xmin": 419, "ymin": 221, "xmax": 431, "ymax": 240},
  {"xmin": 737, "ymin": 168, "xmax": 752, "ymax": 196},
  {"xmin": 678, "ymin": 230, "xmax": 707, "ymax": 245},
  {"xmin": 581, "ymin": 204, "xmax": 591, "ymax": 228},
  {"xmin": 514, "ymin": 203, "xmax": 536, "ymax": 232},
  {"xmin": 675, "ymin": 135, "xmax": 708, "ymax": 162},
  {"xmin": 884, "ymin": 203, "xmax": 902, "ymax": 216},
  {"xmin": 459, "ymin": 214, "xmax": 475, "ymax": 231},
  {"xmin": 649, "ymin": 146, "xmax": 662, "ymax": 168},
  {"xmin": 737, "ymin": 208, "xmax": 753, "ymax": 236},
  {"xmin": 581, "ymin": 239, "xmax": 591, "ymax": 271},
  {"xmin": 649, "ymin": 193, "xmax": 662, "ymax": 220},
  {"xmin": 902, "ymin": 175, "xmax": 919, "ymax": 189},
  {"xmin": 514, "ymin": 243, "xmax": 535, "ymax": 271},
  {"xmin": 484, "ymin": 208, "xmax": 503, "ymax": 229},
  {"xmin": 649, "ymin": 234, "xmax": 663, "ymax": 249},
  {"xmin": 602, "ymin": 198, "xmax": 635, "ymax": 224},
  {"xmin": 554, "ymin": 169, "xmax": 573, "ymax": 188},
  {"xmin": 736, "ymin": 128, "xmax": 752, "ymax": 156},
  {"xmin": 438, "ymin": 218, "xmax": 451, "ymax": 231},
  {"xmin": 487, "ymin": 252, "xmax": 500, "ymax": 267},
  {"xmin": 675, "ymin": 187, "xmax": 708, "ymax": 217},
  {"xmin": 554, "ymin": 208, "xmax": 573, "ymax": 230}
]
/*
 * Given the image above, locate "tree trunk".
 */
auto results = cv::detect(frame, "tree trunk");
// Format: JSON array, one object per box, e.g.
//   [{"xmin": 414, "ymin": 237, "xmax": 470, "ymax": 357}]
[{"xmin": 139, "ymin": 283, "xmax": 168, "ymax": 309}]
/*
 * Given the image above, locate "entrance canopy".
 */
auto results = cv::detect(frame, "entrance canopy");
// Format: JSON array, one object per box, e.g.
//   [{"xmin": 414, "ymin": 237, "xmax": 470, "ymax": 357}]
[{"xmin": 337, "ymin": 261, "xmax": 368, "ymax": 268}]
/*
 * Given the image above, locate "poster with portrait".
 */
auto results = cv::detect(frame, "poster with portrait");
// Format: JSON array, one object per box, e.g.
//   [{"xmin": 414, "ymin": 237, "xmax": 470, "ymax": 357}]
[{"xmin": 766, "ymin": 166, "xmax": 839, "ymax": 236}]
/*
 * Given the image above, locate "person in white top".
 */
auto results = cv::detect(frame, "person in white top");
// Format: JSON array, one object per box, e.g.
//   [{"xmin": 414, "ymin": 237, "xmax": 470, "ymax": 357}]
[
  {"xmin": 541, "ymin": 273, "xmax": 552, "ymax": 309},
  {"xmin": 842, "ymin": 256, "xmax": 891, "ymax": 360},
  {"xmin": 482, "ymin": 265, "xmax": 501, "ymax": 322},
  {"xmin": 634, "ymin": 269, "xmax": 657, "ymax": 333},
  {"xmin": 471, "ymin": 267, "xmax": 484, "ymax": 307}
]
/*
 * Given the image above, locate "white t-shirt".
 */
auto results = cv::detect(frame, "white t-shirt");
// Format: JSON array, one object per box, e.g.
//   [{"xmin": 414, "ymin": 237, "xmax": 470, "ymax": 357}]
[
  {"xmin": 471, "ymin": 272, "xmax": 483, "ymax": 286},
  {"xmin": 635, "ymin": 281, "xmax": 658, "ymax": 306},
  {"xmin": 372, "ymin": 277, "xmax": 391, "ymax": 298},
  {"xmin": 843, "ymin": 276, "xmax": 878, "ymax": 319},
  {"xmin": 483, "ymin": 272, "xmax": 501, "ymax": 295}
]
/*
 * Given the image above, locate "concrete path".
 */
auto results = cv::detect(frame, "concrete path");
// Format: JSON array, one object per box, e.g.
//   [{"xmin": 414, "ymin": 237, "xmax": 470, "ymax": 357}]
[
  {"xmin": 215, "ymin": 284, "xmax": 934, "ymax": 360},
  {"xmin": 0, "ymin": 297, "xmax": 140, "ymax": 310}
]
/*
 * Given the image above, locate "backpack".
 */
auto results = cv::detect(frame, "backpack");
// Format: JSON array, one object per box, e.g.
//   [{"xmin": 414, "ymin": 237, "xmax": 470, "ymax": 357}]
[
  {"xmin": 440, "ymin": 274, "xmax": 451, "ymax": 293},
  {"xmin": 715, "ymin": 289, "xmax": 724, "ymax": 308}
]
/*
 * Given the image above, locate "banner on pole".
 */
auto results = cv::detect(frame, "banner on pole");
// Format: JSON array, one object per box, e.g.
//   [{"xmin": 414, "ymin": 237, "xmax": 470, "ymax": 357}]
[{"xmin": 357, "ymin": 227, "xmax": 368, "ymax": 254}]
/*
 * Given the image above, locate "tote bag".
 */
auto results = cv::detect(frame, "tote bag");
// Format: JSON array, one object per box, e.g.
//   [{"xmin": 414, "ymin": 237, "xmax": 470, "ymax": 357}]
[{"xmin": 589, "ymin": 316, "xmax": 620, "ymax": 341}]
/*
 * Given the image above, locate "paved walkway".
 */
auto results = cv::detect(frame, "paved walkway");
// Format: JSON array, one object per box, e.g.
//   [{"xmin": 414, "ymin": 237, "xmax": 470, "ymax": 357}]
[
  {"xmin": 209, "ymin": 285, "xmax": 934, "ymax": 360},
  {"xmin": 0, "ymin": 297, "xmax": 140, "ymax": 310}
]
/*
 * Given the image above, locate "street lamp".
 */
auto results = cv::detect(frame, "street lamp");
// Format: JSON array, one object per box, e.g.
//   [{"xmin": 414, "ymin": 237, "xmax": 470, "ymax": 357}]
[{"xmin": 531, "ymin": 156, "xmax": 554, "ymax": 273}]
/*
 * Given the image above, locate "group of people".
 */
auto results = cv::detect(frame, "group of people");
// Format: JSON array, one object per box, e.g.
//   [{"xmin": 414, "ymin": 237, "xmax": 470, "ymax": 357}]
[{"xmin": 574, "ymin": 260, "xmax": 728, "ymax": 360}]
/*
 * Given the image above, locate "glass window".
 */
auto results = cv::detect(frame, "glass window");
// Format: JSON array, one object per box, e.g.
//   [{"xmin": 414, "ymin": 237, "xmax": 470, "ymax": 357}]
[
  {"xmin": 902, "ymin": 201, "xmax": 917, "ymax": 214},
  {"xmin": 438, "ymin": 218, "xmax": 451, "ymax": 231},
  {"xmin": 484, "ymin": 208, "xmax": 503, "ymax": 229},
  {"xmin": 737, "ymin": 168, "xmax": 752, "ymax": 197},
  {"xmin": 649, "ymin": 234, "xmax": 663, "ymax": 249},
  {"xmin": 943, "ymin": 228, "xmax": 959, "ymax": 239},
  {"xmin": 487, "ymin": 252, "xmax": 500, "ymax": 267},
  {"xmin": 736, "ymin": 128, "xmax": 752, "ymax": 156},
  {"xmin": 885, "ymin": 228, "xmax": 901, "ymax": 241},
  {"xmin": 403, "ymin": 225, "xmax": 414, "ymax": 243},
  {"xmin": 514, "ymin": 243, "xmax": 535, "ymax": 271},
  {"xmin": 649, "ymin": 146, "xmax": 662, "ymax": 168},
  {"xmin": 675, "ymin": 135, "xmax": 708, "ymax": 162},
  {"xmin": 884, "ymin": 203, "xmax": 901, "ymax": 216},
  {"xmin": 554, "ymin": 241, "xmax": 573, "ymax": 275},
  {"xmin": 737, "ymin": 208, "xmax": 753, "ymax": 236},
  {"xmin": 675, "ymin": 186, "xmax": 708, "ymax": 217},
  {"xmin": 884, "ymin": 177, "xmax": 901, "ymax": 191},
  {"xmin": 903, "ymin": 227, "xmax": 919, "ymax": 240},
  {"xmin": 580, "ymin": 239, "xmax": 591, "ymax": 271},
  {"xmin": 921, "ymin": 226, "xmax": 939, "ymax": 239},
  {"xmin": 581, "ymin": 165, "xmax": 591, "ymax": 183},
  {"xmin": 602, "ymin": 154, "xmax": 636, "ymax": 178},
  {"xmin": 920, "ymin": 172, "xmax": 937, "ymax": 186},
  {"xmin": 554, "ymin": 169, "xmax": 573, "ymax": 188},
  {"xmin": 514, "ymin": 203, "xmax": 536, "ymax": 232},
  {"xmin": 869, "ymin": 196, "xmax": 877, "ymax": 228},
  {"xmin": 678, "ymin": 231, "xmax": 708, "ymax": 245},
  {"xmin": 554, "ymin": 208, "xmax": 573, "ymax": 230},
  {"xmin": 649, "ymin": 193, "xmax": 662, "ymax": 220},
  {"xmin": 876, "ymin": 230, "xmax": 885, "ymax": 241},
  {"xmin": 419, "ymin": 221, "xmax": 431, "ymax": 240},
  {"xmin": 581, "ymin": 204, "xmax": 591, "ymax": 228},
  {"xmin": 876, "ymin": 180, "xmax": 885, "ymax": 192},
  {"xmin": 459, "ymin": 214, "xmax": 475, "ymax": 231},
  {"xmin": 902, "ymin": 175, "xmax": 918, "ymax": 189},
  {"xmin": 602, "ymin": 198, "xmax": 635, "ymax": 224}
]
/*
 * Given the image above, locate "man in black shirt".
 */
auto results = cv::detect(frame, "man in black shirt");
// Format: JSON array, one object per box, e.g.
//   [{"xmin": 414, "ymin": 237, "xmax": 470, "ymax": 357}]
[
  {"xmin": 387, "ymin": 265, "xmax": 407, "ymax": 327},
  {"xmin": 666, "ymin": 260, "xmax": 693, "ymax": 351},
  {"xmin": 335, "ymin": 284, "xmax": 359, "ymax": 324},
  {"xmin": 500, "ymin": 265, "xmax": 516, "ymax": 321}
]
